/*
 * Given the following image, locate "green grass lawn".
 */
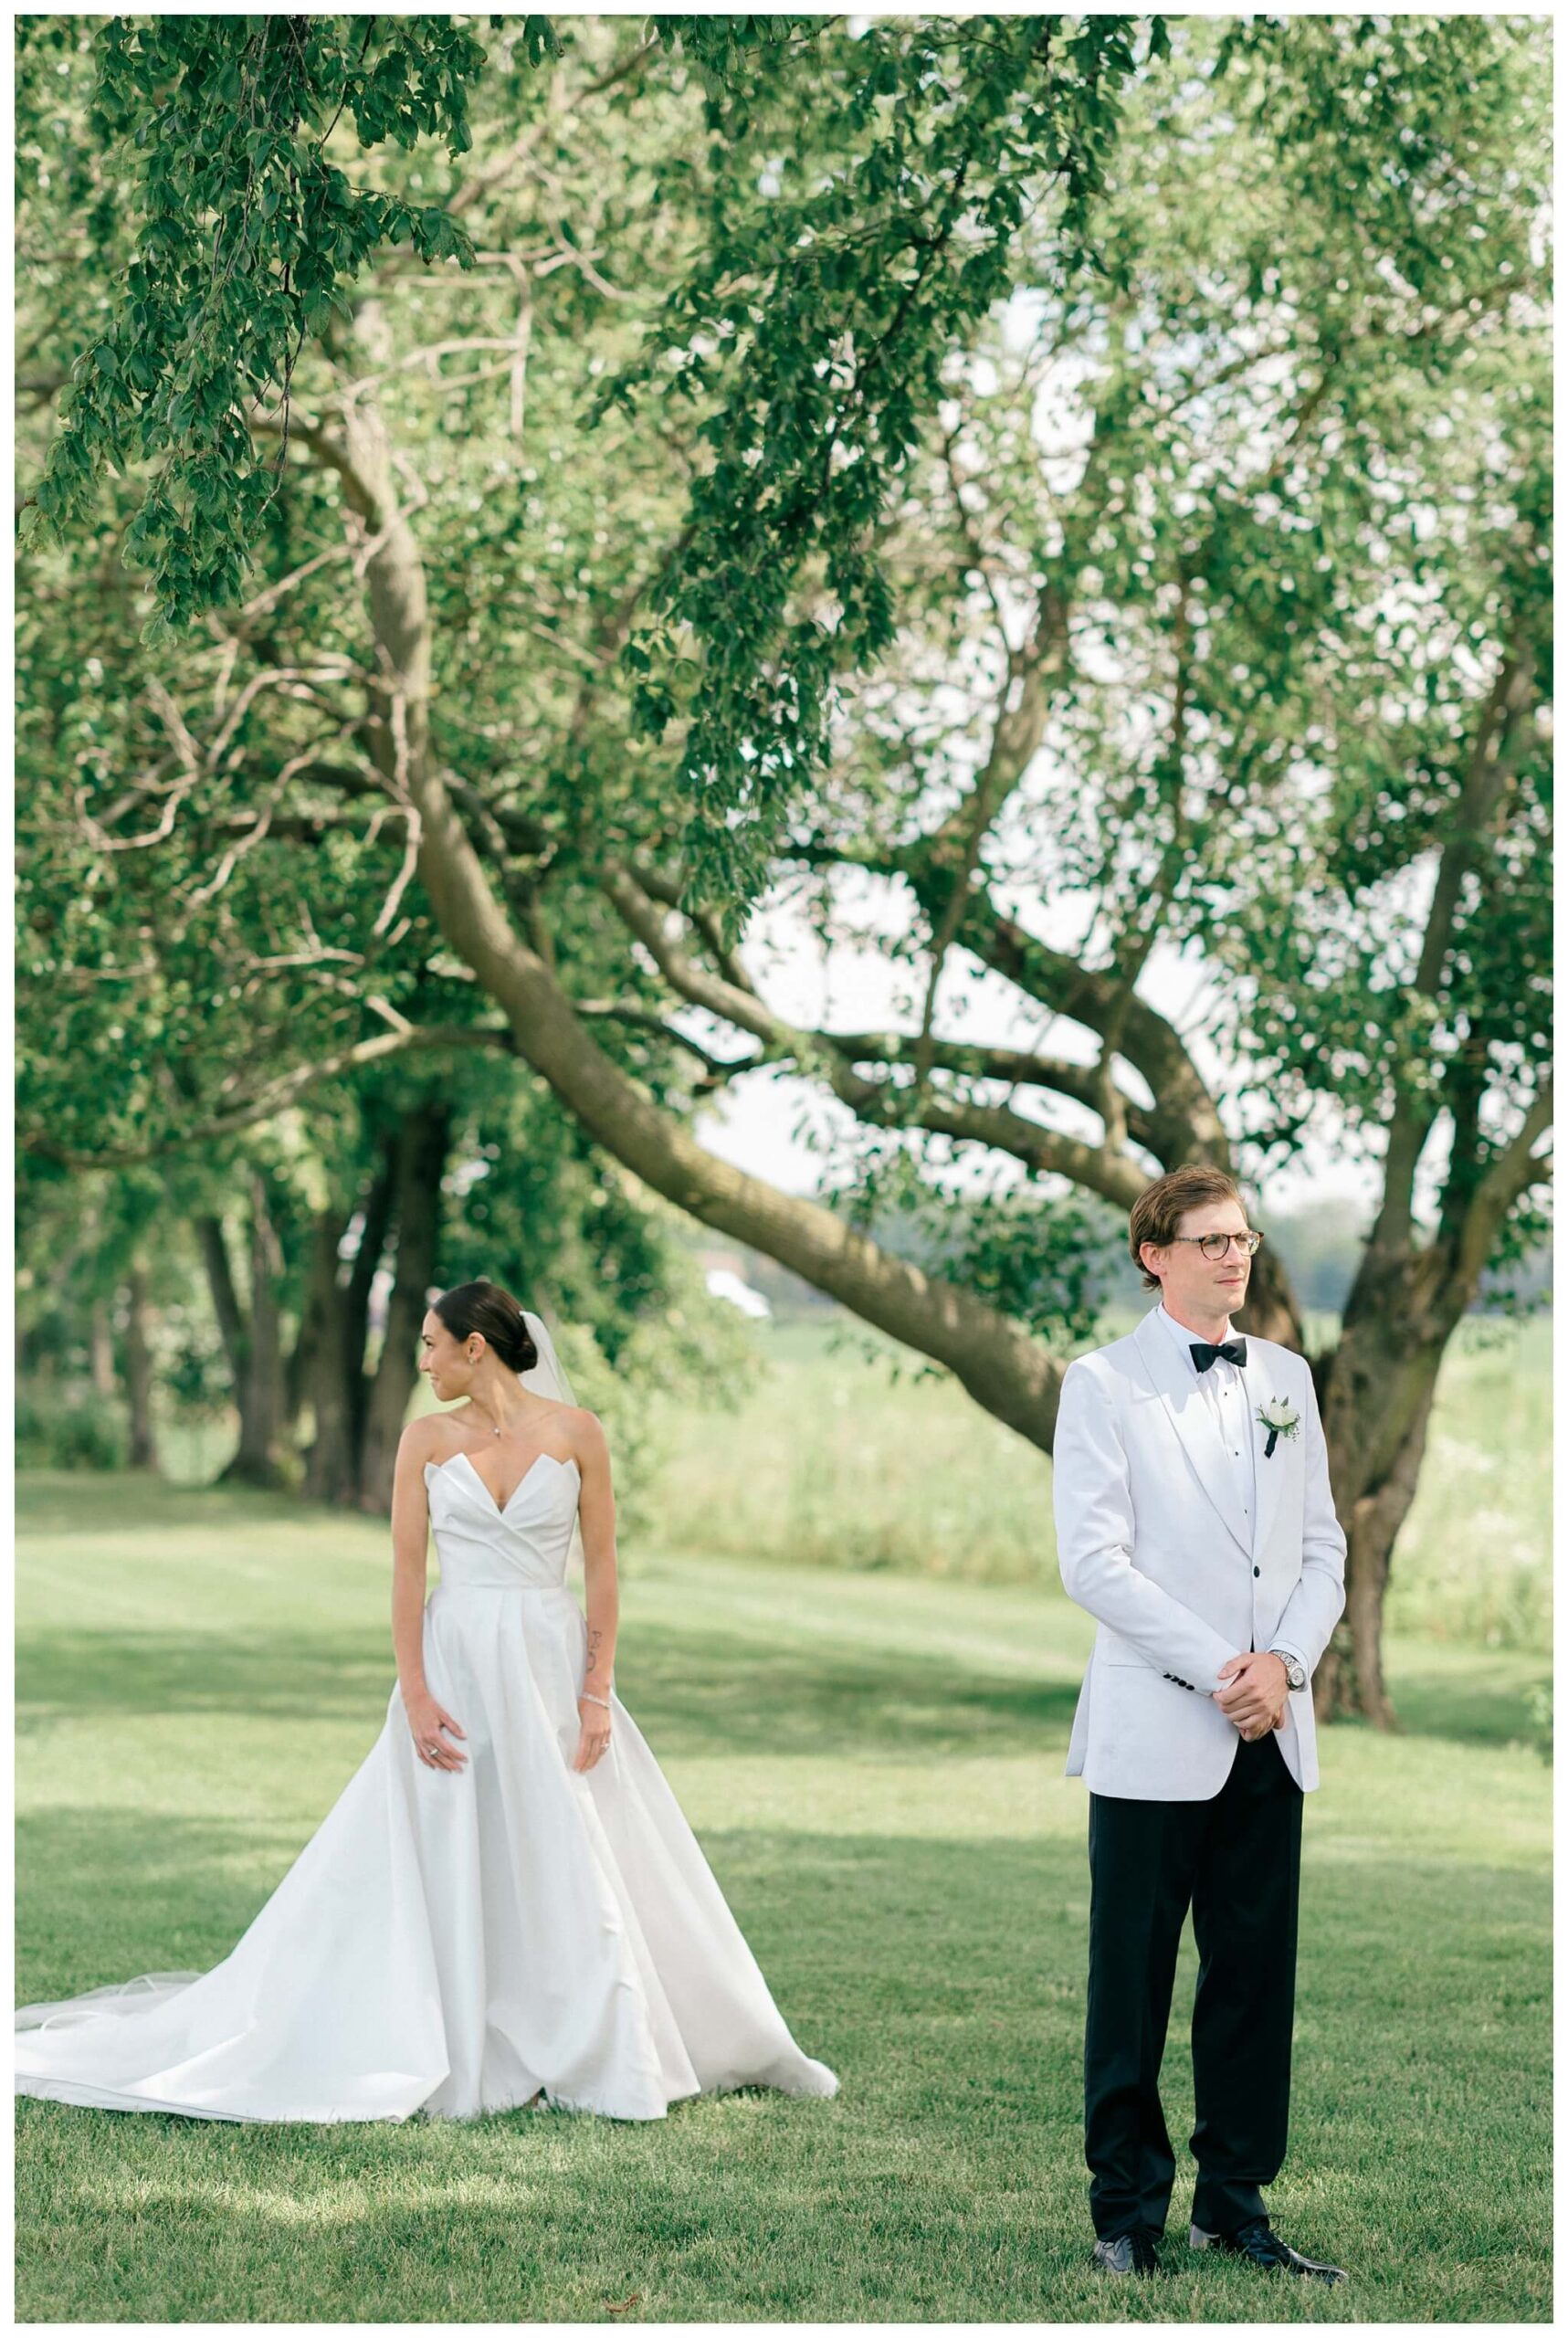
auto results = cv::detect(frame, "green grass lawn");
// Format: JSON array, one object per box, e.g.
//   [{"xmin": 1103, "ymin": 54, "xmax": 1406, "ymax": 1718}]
[{"xmin": 15, "ymin": 1469, "xmax": 1551, "ymax": 2322}]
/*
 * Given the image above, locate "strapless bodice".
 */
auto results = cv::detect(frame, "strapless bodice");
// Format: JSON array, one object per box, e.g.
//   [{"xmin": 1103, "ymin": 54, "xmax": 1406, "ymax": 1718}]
[{"xmin": 423, "ymin": 1450, "xmax": 581, "ymax": 1590}]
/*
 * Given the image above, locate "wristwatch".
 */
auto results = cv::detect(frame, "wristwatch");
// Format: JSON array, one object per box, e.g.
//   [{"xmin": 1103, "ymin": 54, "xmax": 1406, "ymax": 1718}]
[{"xmin": 1268, "ymin": 1648, "xmax": 1308, "ymax": 1693}]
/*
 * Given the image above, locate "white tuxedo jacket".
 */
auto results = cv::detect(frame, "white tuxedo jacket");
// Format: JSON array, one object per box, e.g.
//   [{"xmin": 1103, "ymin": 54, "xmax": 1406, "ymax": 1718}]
[{"xmin": 1054, "ymin": 1305, "xmax": 1347, "ymax": 1800}]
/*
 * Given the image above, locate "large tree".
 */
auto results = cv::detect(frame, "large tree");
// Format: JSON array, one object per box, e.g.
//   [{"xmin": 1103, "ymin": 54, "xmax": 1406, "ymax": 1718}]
[{"xmin": 17, "ymin": 14, "xmax": 1551, "ymax": 1722}]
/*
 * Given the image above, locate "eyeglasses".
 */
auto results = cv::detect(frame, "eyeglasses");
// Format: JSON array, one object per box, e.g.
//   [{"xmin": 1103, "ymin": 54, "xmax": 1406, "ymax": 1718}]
[{"xmin": 1167, "ymin": 1230, "xmax": 1265, "ymax": 1261}]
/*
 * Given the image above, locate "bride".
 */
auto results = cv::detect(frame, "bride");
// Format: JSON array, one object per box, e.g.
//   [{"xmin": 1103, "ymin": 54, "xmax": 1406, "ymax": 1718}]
[{"xmin": 16, "ymin": 1280, "xmax": 837, "ymax": 2123}]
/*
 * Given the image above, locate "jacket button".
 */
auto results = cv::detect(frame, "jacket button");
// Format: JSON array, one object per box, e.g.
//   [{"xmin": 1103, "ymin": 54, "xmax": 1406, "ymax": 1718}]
[{"xmin": 1253, "ymin": 1566, "xmax": 1260, "ymax": 1577}]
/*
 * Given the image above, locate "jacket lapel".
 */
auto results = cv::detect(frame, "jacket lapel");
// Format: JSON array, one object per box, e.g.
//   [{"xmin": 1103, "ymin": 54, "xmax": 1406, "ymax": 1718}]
[
  {"xmin": 1131, "ymin": 1307, "xmax": 1252, "ymax": 1557},
  {"xmin": 1240, "ymin": 1347, "xmax": 1289, "ymax": 1558}
]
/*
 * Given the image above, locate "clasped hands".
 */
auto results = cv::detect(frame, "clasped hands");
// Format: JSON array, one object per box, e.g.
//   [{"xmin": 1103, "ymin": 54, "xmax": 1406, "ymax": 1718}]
[{"xmin": 1213, "ymin": 1650, "xmax": 1290, "ymax": 1741}]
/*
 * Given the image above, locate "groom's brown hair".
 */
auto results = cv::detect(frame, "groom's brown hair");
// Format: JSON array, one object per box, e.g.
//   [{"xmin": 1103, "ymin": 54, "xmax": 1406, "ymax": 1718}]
[{"xmin": 1129, "ymin": 1165, "xmax": 1247, "ymax": 1291}]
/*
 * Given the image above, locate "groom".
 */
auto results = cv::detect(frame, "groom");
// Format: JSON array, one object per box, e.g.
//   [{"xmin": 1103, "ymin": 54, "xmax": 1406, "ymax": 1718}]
[{"xmin": 1053, "ymin": 1165, "xmax": 1349, "ymax": 2284}]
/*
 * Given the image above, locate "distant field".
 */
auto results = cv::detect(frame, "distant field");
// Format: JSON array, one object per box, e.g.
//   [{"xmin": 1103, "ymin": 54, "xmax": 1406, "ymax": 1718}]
[
  {"xmin": 150, "ymin": 1307, "xmax": 1551, "ymax": 1653},
  {"xmin": 638, "ymin": 1311, "xmax": 1551, "ymax": 1652}
]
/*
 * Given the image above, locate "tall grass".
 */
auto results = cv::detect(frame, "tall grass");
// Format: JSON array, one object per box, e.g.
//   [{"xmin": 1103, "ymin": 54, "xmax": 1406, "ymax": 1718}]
[
  {"xmin": 1385, "ymin": 1318, "xmax": 1552, "ymax": 1649},
  {"xmin": 639, "ymin": 1313, "xmax": 1551, "ymax": 1651}
]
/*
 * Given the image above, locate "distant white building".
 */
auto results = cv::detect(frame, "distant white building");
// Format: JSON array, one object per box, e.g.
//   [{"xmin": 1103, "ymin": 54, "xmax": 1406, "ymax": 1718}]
[{"xmin": 700, "ymin": 1254, "xmax": 773, "ymax": 1320}]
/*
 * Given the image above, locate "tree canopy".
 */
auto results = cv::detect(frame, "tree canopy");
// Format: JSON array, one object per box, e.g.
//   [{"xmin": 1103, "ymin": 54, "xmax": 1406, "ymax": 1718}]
[{"xmin": 16, "ymin": 11, "xmax": 1552, "ymax": 1721}]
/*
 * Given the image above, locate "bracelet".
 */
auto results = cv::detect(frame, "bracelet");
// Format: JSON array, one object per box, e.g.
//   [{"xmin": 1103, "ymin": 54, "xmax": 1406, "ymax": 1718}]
[{"xmin": 580, "ymin": 1690, "xmax": 612, "ymax": 1710}]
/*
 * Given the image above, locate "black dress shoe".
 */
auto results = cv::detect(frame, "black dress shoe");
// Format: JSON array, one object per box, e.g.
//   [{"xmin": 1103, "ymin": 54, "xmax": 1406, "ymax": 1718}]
[
  {"xmin": 1190, "ymin": 2217, "xmax": 1347, "ymax": 2285},
  {"xmin": 1092, "ymin": 2227, "xmax": 1163, "ymax": 2276}
]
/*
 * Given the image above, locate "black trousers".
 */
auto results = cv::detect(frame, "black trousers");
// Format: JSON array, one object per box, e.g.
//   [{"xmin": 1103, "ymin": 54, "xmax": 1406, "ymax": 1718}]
[{"xmin": 1083, "ymin": 1729, "xmax": 1303, "ymax": 2240}]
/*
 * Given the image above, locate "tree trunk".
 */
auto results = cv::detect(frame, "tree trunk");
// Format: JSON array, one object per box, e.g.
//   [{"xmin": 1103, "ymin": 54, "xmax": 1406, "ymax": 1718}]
[
  {"xmin": 1314, "ymin": 1367, "xmax": 1441, "ymax": 1728},
  {"xmin": 122, "ymin": 1259, "xmax": 158, "ymax": 1470},
  {"xmin": 290, "ymin": 1133, "xmax": 401, "ymax": 1507},
  {"xmin": 1234, "ymin": 1236, "xmax": 1306, "ymax": 1351},
  {"xmin": 218, "ymin": 1173, "xmax": 290, "ymax": 1488},
  {"xmin": 89, "ymin": 1296, "xmax": 117, "ymax": 1399},
  {"xmin": 298, "ymin": 1204, "xmax": 359, "ymax": 1503},
  {"xmin": 283, "ymin": 1229, "xmax": 321, "ymax": 1433},
  {"xmin": 357, "ymin": 1102, "xmax": 452, "ymax": 1511},
  {"xmin": 197, "ymin": 1211, "xmax": 247, "ymax": 1384},
  {"xmin": 1312, "ymin": 1235, "xmax": 1458, "ymax": 1727},
  {"xmin": 343, "ymin": 1128, "xmax": 398, "ymax": 1466}
]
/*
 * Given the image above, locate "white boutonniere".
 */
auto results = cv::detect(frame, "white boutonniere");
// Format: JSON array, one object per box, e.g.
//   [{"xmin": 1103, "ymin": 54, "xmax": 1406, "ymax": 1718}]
[{"xmin": 1255, "ymin": 1397, "xmax": 1300, "ymax": 1459}]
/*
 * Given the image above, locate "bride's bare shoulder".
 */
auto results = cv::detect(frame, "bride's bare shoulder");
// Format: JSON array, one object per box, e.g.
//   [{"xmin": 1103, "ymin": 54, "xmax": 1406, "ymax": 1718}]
[
  {"xmin": 547, "ymin": 1402, "xmax": 608, "ymax": 1467},
  {"xmin": 400, "ymin": 1409, "xmax": 470, "ymax": 1469}
]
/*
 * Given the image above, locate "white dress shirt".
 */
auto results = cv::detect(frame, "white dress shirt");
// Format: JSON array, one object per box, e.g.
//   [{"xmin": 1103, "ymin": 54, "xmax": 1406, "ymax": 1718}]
[{"xmin": 1155, "ymin": 1301, "xmax": 1258, "ymax": 1542}]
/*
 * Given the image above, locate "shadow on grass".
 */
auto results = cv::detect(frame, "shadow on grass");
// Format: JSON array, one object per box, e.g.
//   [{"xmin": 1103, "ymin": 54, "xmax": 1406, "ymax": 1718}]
[
  {"xmin": 17, "ymin": 1621, "xmax": 1082, "ymax": 1758},
  {"xmin": 17, "ymin": 1627, "xmax": 395, "ymax": 1733},
  {"xmin": 16, "ymin": 1470, "xmax": 319, "ymax": 1539},
  {"xmin": 21, "ymin": 1610, "xmax": 1547, "ymax": 1763},
  {"xmin": 18, "ymin": 1470, "xmax": 1547, "ymax": 1756},
  {"xmin": 16, "ymin": 1808, "xmax": 330, "ymax": 2003},
  {"xmin": 15, "ymin": 1817, "xmax": 1551, "ymax": 2322},
  {"xmin": 619, "ymin": 1625, "xmax": 1080, "ymax": 1758},
  {"xmin": 1377, "ymin": 1653, "xmax": 1551, "ymax": 1754}
]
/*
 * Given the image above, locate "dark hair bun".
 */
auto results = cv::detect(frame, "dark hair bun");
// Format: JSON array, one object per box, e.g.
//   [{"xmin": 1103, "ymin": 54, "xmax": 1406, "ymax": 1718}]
[{"xmin": 431, "ymin": 1280, "xmax": 540, "ymax": 1374}]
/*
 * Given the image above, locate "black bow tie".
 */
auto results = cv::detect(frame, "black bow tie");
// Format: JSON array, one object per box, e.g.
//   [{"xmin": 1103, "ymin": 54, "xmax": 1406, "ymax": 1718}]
[{"xmin": 1190, "ymin": 1338, "xmax": 1247, "ymax": 1374}]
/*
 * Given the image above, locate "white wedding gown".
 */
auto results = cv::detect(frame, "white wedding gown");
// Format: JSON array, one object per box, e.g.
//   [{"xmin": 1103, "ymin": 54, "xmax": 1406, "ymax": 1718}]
[{"xmin": 16, "ymin": 1448, "xmax": 837, "ymax": 2123}]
